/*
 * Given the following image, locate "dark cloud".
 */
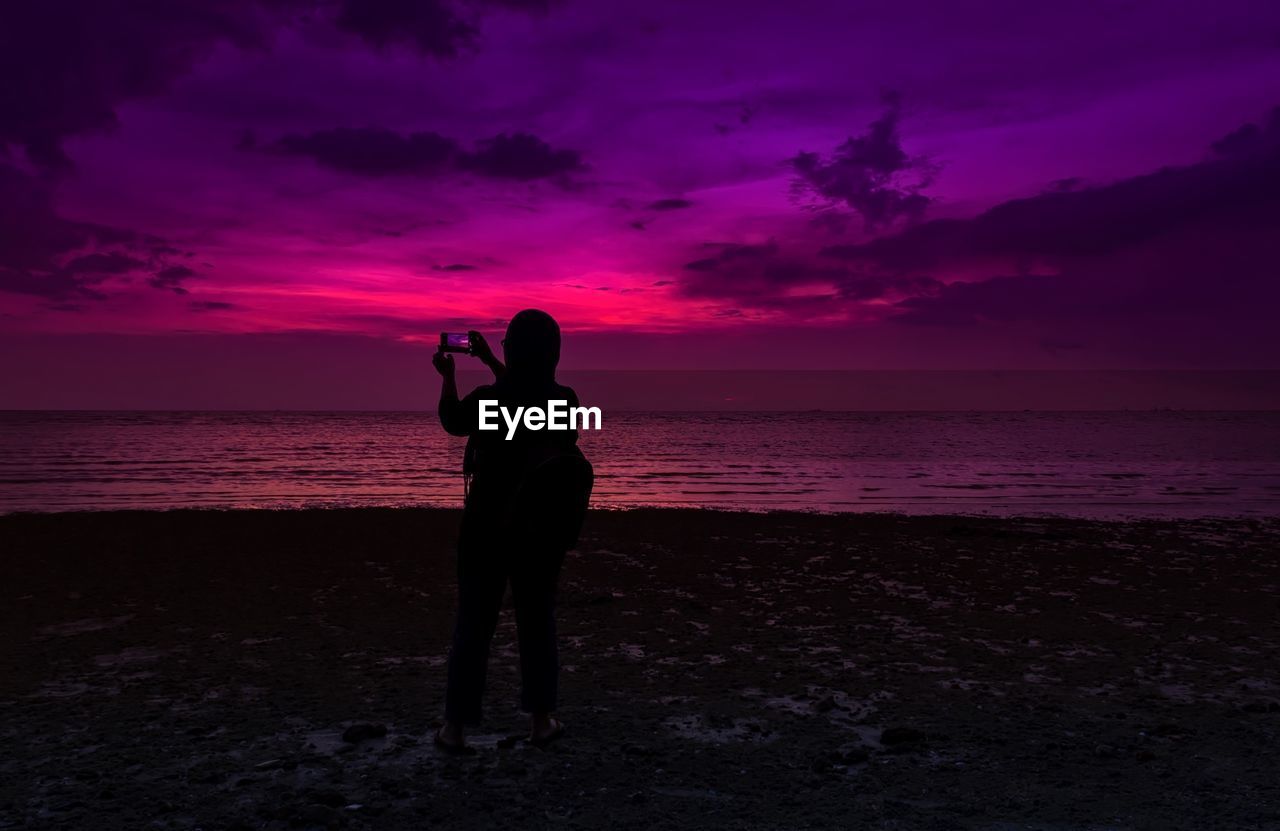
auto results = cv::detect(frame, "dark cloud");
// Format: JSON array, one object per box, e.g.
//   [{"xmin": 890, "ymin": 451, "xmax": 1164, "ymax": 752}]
[
  {"xmin": 0, "ymin": 1, "xmax": 296, "ymax": 171},
  {"xmin": 1047, "ymin": 177, "xmax": 1085, "ymax": 193},
  {"xmin": 665, "ymin": 108, "xmax": 1280, "ymax": 352},
  {"xmin": 335, "ymin": 0, "xmax": 476, "ymax": 56},
  {"xmin": 1211, "ymin": 116, "xmax": 1276, "ymax": 157},
  {"xmin": 0, "ymin": 166, "xmax": 128, "ymax": 271},
  {"xmin": 460, "ymin": 133, "xmax": 584, "ymax": 180},
  {"xmin": 0, "ymin": 269, "xmax": 102, "ymax": 301},
  {"xmin": 272, "ymin": 128, "xmax": 460, "ymax": 175},
  {"xmin": 0, "ymin": 1, "xmax": 555, "ymax": 171},
  {"xmin": 62, "ymin": 253, "xmax": 149, "ymax": 276},
  {"xmin": 683, "ymin": 242, "xmax": 778, "ymax": 272},
  {"xmin": 791, "ymin": 94, "xmax": 934, "ymax": 229},
  {"xmin": 0, "ymin": 164, "xmax": 192, "ymax": 300},
  {"xmin": 334, "ymin": 0, "xmax": 556, "ymax": 55},
  {"xmin": 678, "ymin": 240, "xmax": 938, "ymax": 310},
  {"xmin": 150, "ymin": 265, "xmax": 198, "ymax": 294},
  {"xmin": 433, "ymin": 263, "xmax": 477, "ymax": 271},
  {"xmin": 891, "ymin": 224, "xmax": 1280, "ymax": 329},
  {"xmin": 190, "ymin": 300, "xmax": 239, "ymax": 311},
  {"xmin": 821, "ymin": 108, "xmax": 1280, "ymax": 336},
  {"xmin": 824, "ymin": 108, "xmax": 1280, "ymax": 274},
  {"xmin": 648, "ymin": 198, "xmax": 693, "ymax": 211},
  {"xmin": 485, "ymin": 0, "xmax": 559, "ymax": 10},
  {"xmin": 271, "ymin": 128, "xmax": 582, "ymax": 181},
  {"xmin": 3, "ymin": 0, "xmax": 559, "ymax": 299},
  {"xmin": 713, "ymin": 103, "xmax": 758, "ymax": 136}
]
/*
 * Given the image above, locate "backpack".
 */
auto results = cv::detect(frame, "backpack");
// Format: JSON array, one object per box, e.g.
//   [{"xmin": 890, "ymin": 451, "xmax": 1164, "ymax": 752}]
[{"xmin": 505, "ymin": 444, "xmax": 594, "ymax": 550}]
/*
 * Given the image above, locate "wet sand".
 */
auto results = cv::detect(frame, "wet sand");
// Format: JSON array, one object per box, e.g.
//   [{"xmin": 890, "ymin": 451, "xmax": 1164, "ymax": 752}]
[{"xmin": 2, "ymin": 508, "xmax": 1278, "ymax": 829}]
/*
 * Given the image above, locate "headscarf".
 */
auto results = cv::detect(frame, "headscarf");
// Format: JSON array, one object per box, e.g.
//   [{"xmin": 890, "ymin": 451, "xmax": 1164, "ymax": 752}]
[{"xmin": 500, "ymin": 309, "xmax": 561, "ymax": 389}]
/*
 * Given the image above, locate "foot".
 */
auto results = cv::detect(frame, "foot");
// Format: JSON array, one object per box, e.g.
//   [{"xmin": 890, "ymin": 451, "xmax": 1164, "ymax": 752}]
[
  {"xmin": 434, "ymin": 722, "xmax": 475, "ymax": 756},
  {"xmin": 529, "ymin": 715, "xmax": 565, "ymax": 747}
]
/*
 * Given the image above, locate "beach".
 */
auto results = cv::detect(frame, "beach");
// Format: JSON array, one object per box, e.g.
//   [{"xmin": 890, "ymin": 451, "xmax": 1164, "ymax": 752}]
[{"xmin": 2, "ymin": 508, "xmax": 1278, "ymax": 830}]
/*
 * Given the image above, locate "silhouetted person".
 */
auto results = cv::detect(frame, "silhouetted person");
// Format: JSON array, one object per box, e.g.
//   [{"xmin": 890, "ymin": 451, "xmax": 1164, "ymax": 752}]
[{"xmin": 431, "ymin": 310, "xmax": 592, "ymax": 753}]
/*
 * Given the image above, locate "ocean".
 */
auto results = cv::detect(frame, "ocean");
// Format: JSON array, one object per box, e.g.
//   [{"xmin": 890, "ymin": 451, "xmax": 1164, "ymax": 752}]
[{"xmin": 2, "ymin": 410, "xmax": 1278, "ymax": 518}]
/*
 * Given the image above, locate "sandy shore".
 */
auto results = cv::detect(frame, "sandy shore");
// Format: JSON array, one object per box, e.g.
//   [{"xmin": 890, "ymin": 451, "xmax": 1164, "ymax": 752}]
[{"xmin": 1, "ymin": 508, "xmax": 1278, "ymax": 829}]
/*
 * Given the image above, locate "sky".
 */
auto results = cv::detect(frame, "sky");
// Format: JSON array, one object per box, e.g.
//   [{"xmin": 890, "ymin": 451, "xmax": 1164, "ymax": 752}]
[{"xmin": 2, "ymin": 0, "xmax": 1280, "ymax": 407}]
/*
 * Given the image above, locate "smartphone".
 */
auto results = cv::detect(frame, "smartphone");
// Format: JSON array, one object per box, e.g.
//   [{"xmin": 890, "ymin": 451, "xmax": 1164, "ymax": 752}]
[{"xmin": 439, "ymin": 332, "xmax": 472, "ymax": 354}]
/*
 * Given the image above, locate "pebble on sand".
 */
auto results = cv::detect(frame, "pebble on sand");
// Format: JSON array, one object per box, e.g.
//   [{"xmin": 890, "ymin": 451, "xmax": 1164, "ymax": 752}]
[
  {"xmin": 880, "ymin": 726, "xmax": 927, "ymax": 749},
  {"xmin": 341, "ymin": 723, "xmax": 387, "ymax": 744}
]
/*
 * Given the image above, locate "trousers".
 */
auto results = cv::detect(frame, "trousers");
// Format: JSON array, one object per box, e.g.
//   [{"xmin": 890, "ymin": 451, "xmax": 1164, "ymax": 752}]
[{"xmin": 443, "ymin": 529, "xmax": 566, "ymax": 724}]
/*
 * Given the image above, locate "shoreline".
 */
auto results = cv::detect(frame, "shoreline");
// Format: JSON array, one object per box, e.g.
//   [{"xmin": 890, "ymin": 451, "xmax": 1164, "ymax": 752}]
[
  {"xmin": 3, "ymin": 508, "xmax": 1278, "ymax": 828},
  {"xmin": 2, "ymin": 504, "xmax": 1275, "ymax": 521}
]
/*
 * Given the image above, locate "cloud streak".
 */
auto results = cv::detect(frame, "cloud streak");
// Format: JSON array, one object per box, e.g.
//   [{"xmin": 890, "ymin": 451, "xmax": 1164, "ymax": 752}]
[
  {"xmin": 269, "ymin": 128, "xmax": 583, "ymax": 181},
  {"xmin": 679, "ymin": 240, "xmax": 939, "ymax": 313}
]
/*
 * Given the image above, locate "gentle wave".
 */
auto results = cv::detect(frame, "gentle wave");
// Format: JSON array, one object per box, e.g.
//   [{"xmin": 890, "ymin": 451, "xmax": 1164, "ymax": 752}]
[{"xmin": 1, "ymin": 410, "xmax": 1279, "ymax": 518}]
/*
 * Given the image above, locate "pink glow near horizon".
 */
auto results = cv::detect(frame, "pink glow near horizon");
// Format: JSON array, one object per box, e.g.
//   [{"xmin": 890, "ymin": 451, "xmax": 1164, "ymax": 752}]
[{"xmin": 3, "ymin": 0, "xmax": 1280, "ymax": 386}]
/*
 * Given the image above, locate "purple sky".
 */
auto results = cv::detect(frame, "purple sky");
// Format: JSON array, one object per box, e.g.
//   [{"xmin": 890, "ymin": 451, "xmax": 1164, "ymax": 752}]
[{"xmin": 2, "ymin": 1, "xmax": 1280, "ymax": 406}]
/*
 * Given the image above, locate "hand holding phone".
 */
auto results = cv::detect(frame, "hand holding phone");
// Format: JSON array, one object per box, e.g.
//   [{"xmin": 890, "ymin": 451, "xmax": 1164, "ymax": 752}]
[
  {"xmin": 439, "ymin": 332, "xmax": 472, "ymax": 354},
  {"xmin": 467, "ymin": 330, "xmax": 496, "ymax": 364}
]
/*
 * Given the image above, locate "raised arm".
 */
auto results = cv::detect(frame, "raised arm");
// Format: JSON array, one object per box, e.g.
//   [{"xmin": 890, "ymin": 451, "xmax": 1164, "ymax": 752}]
[
  {"xmin": 468, "ymin": 330, "xmax": 505, "ymax": 379},
  {"xmin": 433, "ymin": 350, "xmax": 471, "ymax": 436}
]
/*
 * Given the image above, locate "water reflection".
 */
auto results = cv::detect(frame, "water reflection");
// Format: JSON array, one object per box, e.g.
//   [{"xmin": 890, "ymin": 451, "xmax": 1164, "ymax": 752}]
[{"xmin": 2, "ymin": 410, "xmax": 1279, "ymax": 518}]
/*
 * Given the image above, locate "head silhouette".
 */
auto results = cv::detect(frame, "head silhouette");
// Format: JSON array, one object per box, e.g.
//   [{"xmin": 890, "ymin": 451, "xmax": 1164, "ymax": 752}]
[{"xmin": 503, "ymin": 309, "xmax": 561, "ymax": 381}]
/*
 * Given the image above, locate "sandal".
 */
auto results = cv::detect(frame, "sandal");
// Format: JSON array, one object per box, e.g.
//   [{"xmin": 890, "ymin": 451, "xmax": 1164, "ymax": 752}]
[
  {"xmin": 530, "ymin": 718, "xmax": 566, "ymax": 748},
  {"xmin": 434, "ymin": 727, "xmax": 477, "ymax": 756}
]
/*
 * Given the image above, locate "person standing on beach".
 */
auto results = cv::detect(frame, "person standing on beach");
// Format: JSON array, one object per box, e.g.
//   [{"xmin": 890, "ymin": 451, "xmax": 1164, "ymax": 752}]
[{"xmin": 431, "ymin": 309, "xmax": 592, "ymax": 754}]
